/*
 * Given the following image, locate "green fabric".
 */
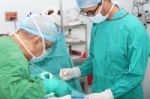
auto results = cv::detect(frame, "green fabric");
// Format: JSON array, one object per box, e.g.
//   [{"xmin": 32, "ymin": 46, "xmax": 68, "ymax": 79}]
[
  {"xmin": 43, "ymin": 79, "xmax": 72, "ymax": 97},
  {"xmin": 80, "ymin": 9, "xmax": 149, "ymax": 99},
  {"xmin": 0, "ymin": 36, "xmax": 45, "ymax": 99},
  {"xmin": 29, "ymin": 34, "xmax": 82, "ymax": 92}
]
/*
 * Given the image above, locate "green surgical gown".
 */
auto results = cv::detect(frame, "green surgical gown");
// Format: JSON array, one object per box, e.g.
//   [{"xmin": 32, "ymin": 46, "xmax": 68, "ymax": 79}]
[
  {"xmin": 0, "ymin": 36, "xmax": 45, "ymax": 99},
  {"xmin": 79, "ymin": 9, "xmax": 149, "ymax": 99}
]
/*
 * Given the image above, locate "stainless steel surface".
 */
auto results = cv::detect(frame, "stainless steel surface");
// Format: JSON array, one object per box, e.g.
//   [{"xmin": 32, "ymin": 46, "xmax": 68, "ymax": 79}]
[{"xmin": 59, "ymin": 0, "xmax": 64, "ymax": 33}]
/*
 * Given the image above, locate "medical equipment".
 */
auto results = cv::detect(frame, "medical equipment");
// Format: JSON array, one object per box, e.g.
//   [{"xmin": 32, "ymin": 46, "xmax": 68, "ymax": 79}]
[
  {"xmin": 30, "ymin": 64, "xmax": 86, "ymax": 99},
  {"xmin": 34, "ymin": 67, "xmax": 86, "ymax": 99},
  {"xmin": 145, "ymin": 11, "xmax": 150, "ymax": 23},
  {"xmin": 132, "ymin": 0, "xmax": 150, "ymax": 28},
  {"xmin": 134, "ymin": 0, "xmax": 149, "ymax": 4},
  {"xmin": 59, "ymin": 0, "xmax": 64, "ymax": 33},
  {"xmin": 44, "ymin": 89, "xmax": 86, "ymax": 99}
]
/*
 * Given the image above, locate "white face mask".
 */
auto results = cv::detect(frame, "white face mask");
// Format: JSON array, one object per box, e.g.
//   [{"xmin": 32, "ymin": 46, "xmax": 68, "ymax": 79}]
[
  {"xmin": 89, "ymin": 2, "xmax": 114, "ymax": 24},
  {"xmin": 14, "ymin": 17, "xmax": 48, "ymax": 63},
  {"xmin": 30, "ymin": 50, "xmax": 47, "ymax": 63}
]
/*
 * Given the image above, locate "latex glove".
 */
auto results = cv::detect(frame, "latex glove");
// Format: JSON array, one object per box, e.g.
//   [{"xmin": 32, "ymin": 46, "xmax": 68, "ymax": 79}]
[
  {"xmin": 43, "ymin": 79, "xmax": 72, "ymax": 97},
  {"xmin": 59, "ymin": 67, "xmax": 81, "ymax": 80},
  {"xmin": 85, "ymin": 89, "xmax": 114, "ymax": 99},
  {"xmin": 39, "ymin": 72, "xmax": 53, "ymax": 80},
  {"xmin": 50, "ymin": 95, "xmax": 71, "ymax": 99}
]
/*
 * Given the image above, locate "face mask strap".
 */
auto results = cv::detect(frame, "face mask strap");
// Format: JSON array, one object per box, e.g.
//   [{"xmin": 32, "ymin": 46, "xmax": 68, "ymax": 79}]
[
  {"xmin": 107, "ymin": 3, "xmax": 114, "ymax": 16},
  {"xmin": 14, "ymin": 34, "xmax": 35, "ymax": 58},
  {"xmin": 99, "ymin": 0, "xmax": 114, "ymax": 17},
  {"xmin": 99, "ymin": 0, "xmax": 104, "ymax": 13},
  {"xmin": 98, "ymin": 6, "xmax": 103, "ymax": 14},
  {"xmin": 31, "ymin": 17, "xmax": 47, "ymax": 58}
]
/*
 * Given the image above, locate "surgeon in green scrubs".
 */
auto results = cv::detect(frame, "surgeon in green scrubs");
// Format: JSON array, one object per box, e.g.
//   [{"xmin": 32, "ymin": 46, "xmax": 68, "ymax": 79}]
[
  {"xmin": 0, "ymin": 15, "xmax": 71, "ymax": 99},
  {"xmin": 60, "ymin": 0, "xmax": 149, "ymax": 99}
]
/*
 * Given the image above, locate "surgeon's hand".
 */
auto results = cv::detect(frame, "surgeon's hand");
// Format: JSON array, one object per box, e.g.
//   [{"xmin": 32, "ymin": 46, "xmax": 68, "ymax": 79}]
[
  {"xmin": 59, "ymin": 67, "xmax": 81, "ymax": 80},
  {"xmin": 85, "ymin": 89, "xmax": 114, "ymax": 99},
  {"xmin": 42, "ymin": 79, "xmax": 72, "ymax": 97}
]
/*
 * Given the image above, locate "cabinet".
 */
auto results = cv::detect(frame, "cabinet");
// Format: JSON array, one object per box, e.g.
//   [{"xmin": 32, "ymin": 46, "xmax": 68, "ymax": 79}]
[{"xmin": 64, "ymin": 24, "xmax": 88, "ymax": 65}]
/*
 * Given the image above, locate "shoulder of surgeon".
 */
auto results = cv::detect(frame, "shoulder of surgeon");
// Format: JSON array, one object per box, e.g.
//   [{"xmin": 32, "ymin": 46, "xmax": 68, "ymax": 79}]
[
  {"xmin": 0, "ymin": 36, "xmax": 26, "ymax": 60},
  {"xmin": 121, "ymin": 12, "xmax": 147, "ymax": 34},
  {"xmin": 0, "ymin": 36, "xmax": 18, "ymax": 49}
]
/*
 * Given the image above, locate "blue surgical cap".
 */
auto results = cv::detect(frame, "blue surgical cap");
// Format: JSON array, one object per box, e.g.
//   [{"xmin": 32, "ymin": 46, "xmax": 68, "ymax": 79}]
[
  {"xmin": 76, "ymin": 0, "xmax": 102, "ymax": 9},
  {"xmin": 17, "ymin": 15, "xmax": 59, "ymax": 43}
]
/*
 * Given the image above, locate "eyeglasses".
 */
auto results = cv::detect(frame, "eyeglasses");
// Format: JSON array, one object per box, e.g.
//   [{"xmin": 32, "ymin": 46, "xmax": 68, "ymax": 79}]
[{"xmin": 80, "ymin": 2, "xmax": 101, "ymax": 16}]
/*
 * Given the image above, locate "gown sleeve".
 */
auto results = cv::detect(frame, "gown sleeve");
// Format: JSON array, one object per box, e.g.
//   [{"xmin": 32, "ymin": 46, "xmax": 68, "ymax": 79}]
[
  {"xmin": 111, "ymin": 24, "xmax": 149, "ymax": 98},
  {"xmin": 0, "ymin": 37, "xmax": 45, "ymax": 99}
]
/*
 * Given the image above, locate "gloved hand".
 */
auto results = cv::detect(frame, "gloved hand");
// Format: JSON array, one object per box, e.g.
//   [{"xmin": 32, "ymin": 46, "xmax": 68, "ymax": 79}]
[
  {"xmin": 59, "ymin": 67, "xmax": 81, "ymax": 80},
  {"xmin": 85, "ymin": 89, "xmax": 114, "ymax": 99},
  {"xmin": 43, "ymin": 79, "xmax": 72, "ymax": 97}
]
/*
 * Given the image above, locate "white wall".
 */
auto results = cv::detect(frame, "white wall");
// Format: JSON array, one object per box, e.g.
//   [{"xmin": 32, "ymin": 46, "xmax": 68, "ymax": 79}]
[
  {"xmin": 0, "ymin": 0, "xmax": 78, "ymax": 34},
  {"xmin": 112, "ymin": 0, "xmax": 134, "ymax": 13},
  {"xmin": 1, "ymin": 0, "xmax": 150, "ymax": 34}
]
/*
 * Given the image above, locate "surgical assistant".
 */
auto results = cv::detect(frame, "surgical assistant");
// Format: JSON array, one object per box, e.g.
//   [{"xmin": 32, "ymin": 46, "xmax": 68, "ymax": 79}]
[{"xmin": 60, "ymin": 0, "xmax": 149, "ymax": 99}]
